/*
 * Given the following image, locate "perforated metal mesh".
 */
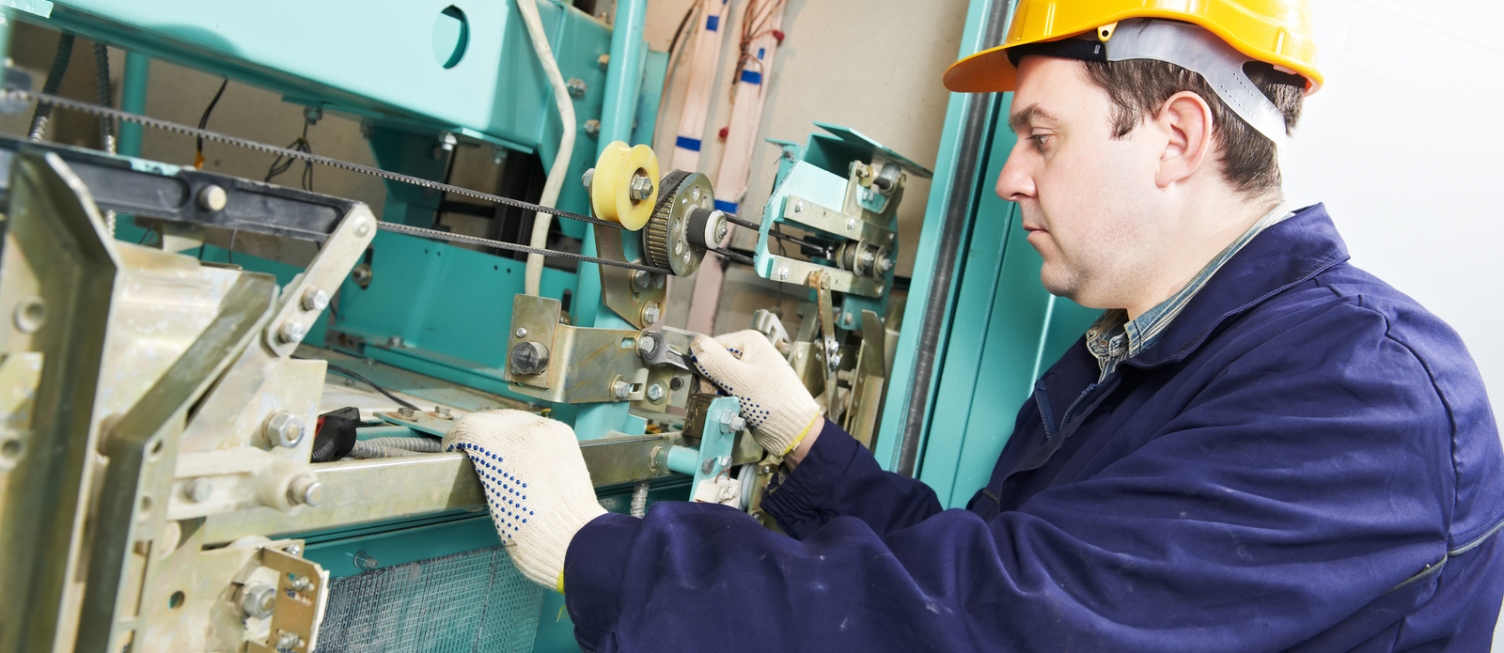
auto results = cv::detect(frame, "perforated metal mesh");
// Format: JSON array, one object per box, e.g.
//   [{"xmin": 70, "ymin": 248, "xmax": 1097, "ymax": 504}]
[{"xmin": 316, "ymin": 546, "xmax": 545, "ymax": 653}]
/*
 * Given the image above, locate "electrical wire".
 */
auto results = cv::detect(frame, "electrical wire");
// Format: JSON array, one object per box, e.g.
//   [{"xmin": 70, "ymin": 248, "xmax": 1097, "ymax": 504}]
[
  {"xmin": 312, "ymin": 360, "xmax": 422, "ymax": 411},
  {"xmin": 195, "ymin": 79, "xmax": 229, "ymax": 169},
  {"xmin": 28, "ymin": 32, "xmax": 76, "ymax": 141},
  {"xmin": 265, "ymin": 118, "xmax": 314, "ymax": 191}
]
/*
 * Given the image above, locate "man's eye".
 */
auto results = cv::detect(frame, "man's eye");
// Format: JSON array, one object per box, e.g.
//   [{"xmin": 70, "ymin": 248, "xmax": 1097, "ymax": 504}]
[{"xmin": 1029, "ymin": 134, "xmax": 1051, "ymax": 149}]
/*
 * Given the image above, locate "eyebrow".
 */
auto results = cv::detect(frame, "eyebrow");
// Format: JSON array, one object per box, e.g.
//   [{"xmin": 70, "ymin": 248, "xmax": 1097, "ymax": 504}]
[{"xmin": 1008, "ymin": 104, "xmax": 1060, "ymax": 133}]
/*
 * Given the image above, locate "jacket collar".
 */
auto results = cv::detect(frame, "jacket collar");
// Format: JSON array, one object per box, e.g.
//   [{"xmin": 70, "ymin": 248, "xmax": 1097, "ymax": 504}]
[{"xmin": 1119, "ymin": 203, "xmax": 1350, "ymax": 372}]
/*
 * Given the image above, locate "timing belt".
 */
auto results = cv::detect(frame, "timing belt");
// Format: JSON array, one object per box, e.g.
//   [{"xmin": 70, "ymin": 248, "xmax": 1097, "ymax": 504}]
[{"xmin": 0, "ymin": 87, "xmax": 675, "ymax": 274}]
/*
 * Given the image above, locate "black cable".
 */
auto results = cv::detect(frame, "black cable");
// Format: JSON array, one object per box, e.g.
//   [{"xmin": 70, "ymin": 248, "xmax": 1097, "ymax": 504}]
[
  {"xmin": 313, "ymin": 360, "xmax": 421, "ymax": 411},
  {"xmin": 196, "ymin": 78, "xmax": 229, "ymax": 166},
  {"xmin": 28, "ymin": 32, "xmax": 75, "ymax": 141}
]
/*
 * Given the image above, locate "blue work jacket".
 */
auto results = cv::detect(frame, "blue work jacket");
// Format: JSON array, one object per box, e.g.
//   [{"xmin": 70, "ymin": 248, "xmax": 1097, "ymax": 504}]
[{"xmin": 563, "ymin": 204, "xmax": 1504, "ymax": 652}]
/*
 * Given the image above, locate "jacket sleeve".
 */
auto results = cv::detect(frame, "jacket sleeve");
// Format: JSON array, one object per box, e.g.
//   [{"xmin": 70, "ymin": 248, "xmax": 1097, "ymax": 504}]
[
  {"xmin": 562, "ymin": 302, "xmax": 1455, "ymax": 653},
  {"xmin": 758, "ymin": 419, "xmax": 944, "ymax": 539}
]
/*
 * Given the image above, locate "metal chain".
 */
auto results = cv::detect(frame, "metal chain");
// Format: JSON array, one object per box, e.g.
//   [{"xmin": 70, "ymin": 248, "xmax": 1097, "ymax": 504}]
[
  {"xmin": 0, "ymin": 87, "xmax": 625, "ymax": 230},
  {"xmin": 375, "ymin": 222, "xmax": 670, "ymax": 273}
]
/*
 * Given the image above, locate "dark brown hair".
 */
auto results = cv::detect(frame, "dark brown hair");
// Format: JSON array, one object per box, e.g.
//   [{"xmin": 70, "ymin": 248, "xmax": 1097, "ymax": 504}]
[{"xmin": 1081, "ymin": 60, "xmax": 1304, "ymax": 195}]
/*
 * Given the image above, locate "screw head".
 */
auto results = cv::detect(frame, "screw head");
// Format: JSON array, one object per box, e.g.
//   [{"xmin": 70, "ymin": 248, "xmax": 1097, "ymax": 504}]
[
  {"xmin": 287, "ymin": 478, "xmax": 323, "ymax": 507},
  {"xmin": 598, "ymin": 54, "xmax": 610, "ymax": 70},
  {"xmin": 778, "ymin": 267, "xmax": 789, "ymax": 281},
  {"xmin": 265, "ymin": 412, "xmax": 306, "ymax": 448},
  {"xmin": 277, "ymin": 321, "xmax": 308, "ymax": 344},
  {"xmin": 631, "ymin": 270, "xmax": 653, "ymax": 292},
  {"xmin": 240, "ymin": 583, "xmax": 276, "ymax": 620},
  {"xmin": 584, "ymin": 120, "xmax": 601, "ymax": 136},
  {"xmin": 794, "ymin": 201, "xmax": 806, "ymax": 213},
  {"xmin": 567, "ymin": 78, "xmax": 587, "ymax": 97},
  {"xmin": 388, "ymin": 336, "xmax": 405, "ymax": 348},
  {"xmin": 277, "ymin": 633, "xmax": 301, "ymax": 650},
  {"xmin": 198, "ymin": 185, "xmax": 228, "ymax": 212},
  {"xmin": 701, "ymin": 458, "xmax": 715, "ymax": 474},
  {"xmin": 646, "ymin": 383, "xmax": 666, "ymax": 403},
  {"xmin": 301, "ymin": 288, "xmax": 330, "ymax": 312},
  {"xmin": 612, "ymin": 379, "xmax": 631, "ymax": 401},
  {"xmin": 846, "ymin": 218, "xmax": 857, "ymax": 231},
  {"xmin": 582, "ymin": 168, "xmax": 596, "ymax": 188},
  {"xmin": 637, "ymin": 333, "xmax": 658, "ymax": 356},
  {"xmin": 728, "ymin": 415, "xmax": 747, "ymax": 432},
  {"xmin": 397, "ymin": 406, "xmax": 416, "ymax": 418},
  {"xmin": 510, "ymin": 341, "xmax": 550, "ymax": 376},
  {"xmin": 641, "ymin": 302, "xmax": 661, "ymax": 326},
  {"xmin": 515, "ymin": 327, "xmax": 528, "ymax": 339},
  {"xmin": 284, "ymin": 544, "xmax": 303, "ymax": 557},
  {"xmin": 288, "ymin": 575, "xmax": 314, "ymax": 592},
  {"xmin": 438, "ymin": 132, "xmax": 457, "ymax": 152},
  {"xmin": 185, "ymin": 478, "xmax": 213, "ymax": 503},
  {"xmin": 715, "ymin": 221, "xmax": 729, "ymax": 242}
]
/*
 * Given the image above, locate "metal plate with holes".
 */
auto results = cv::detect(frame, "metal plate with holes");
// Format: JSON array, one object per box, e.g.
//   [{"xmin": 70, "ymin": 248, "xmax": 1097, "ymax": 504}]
[
  {"xmin": 317, "ymin": 546, "xmax": 543, "ymax": 653},
  {"xmin": 782, "ymin": 194, "xmax": 894, "ymax": 243}
]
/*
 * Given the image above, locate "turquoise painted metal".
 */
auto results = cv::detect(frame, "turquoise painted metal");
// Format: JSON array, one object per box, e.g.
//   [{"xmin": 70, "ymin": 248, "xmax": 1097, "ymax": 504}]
[
  {"xmin": 874, "ymin": 0, "xmax": 1100, "ymax": 506},
  {"xmin": 117, "ymin": 52, "xmax": 148, "ymax": 157}
]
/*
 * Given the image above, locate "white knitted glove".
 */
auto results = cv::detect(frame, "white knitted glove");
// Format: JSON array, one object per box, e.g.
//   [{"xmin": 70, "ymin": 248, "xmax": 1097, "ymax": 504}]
[
  {"xmin": 689, "ymin": 330, "xmax": 823, "ymax": 456},
  {"xmin": 442, "ymin": 410, "xmax": 605, "ymax": 591}
]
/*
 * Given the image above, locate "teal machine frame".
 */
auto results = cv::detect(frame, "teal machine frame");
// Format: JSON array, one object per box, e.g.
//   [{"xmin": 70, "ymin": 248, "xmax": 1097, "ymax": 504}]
[{"xmin": 0, "ymin": 0, "xmax": 1100, "ymax": 649}]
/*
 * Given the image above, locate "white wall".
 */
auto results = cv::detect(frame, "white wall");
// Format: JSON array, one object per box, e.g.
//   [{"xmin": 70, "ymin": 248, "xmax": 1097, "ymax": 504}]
[
  {"xmin": 1283, "ymin": 0, "xmax": 1502, "ymax": 425},
  {"xmin": 1276, "ymin": 1, "xmax": 1504, "ymax": 647}
]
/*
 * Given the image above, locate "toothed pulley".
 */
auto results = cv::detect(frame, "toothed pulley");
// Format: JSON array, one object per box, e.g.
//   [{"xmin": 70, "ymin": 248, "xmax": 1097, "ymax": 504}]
[{"xmin": 643, "ymin": 170, "xmax": 714, "ymax": 276}]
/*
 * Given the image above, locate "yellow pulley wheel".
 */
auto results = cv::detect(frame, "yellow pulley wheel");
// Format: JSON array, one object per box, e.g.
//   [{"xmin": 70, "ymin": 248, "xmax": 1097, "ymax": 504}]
[{"xmin": 590, "ymin": 141, "xmax": 660, "ymax": 231}]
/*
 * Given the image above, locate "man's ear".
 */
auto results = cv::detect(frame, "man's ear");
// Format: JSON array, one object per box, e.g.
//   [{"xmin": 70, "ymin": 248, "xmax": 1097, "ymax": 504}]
[{"xmin": 1154, "ymin": 91, "xmax": 1215, "ymax": 188}]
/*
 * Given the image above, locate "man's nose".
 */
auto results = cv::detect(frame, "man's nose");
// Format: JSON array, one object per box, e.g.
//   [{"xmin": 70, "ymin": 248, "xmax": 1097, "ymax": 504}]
[{"xmin": 996, "ymin": 147, "xmax": 1035, "ymax": 202}]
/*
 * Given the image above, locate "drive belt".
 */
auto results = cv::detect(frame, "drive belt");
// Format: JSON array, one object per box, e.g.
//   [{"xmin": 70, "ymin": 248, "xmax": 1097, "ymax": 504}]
[{"xmin": 0, "ymin": 87, "xmax": 682, "ymax": 273}]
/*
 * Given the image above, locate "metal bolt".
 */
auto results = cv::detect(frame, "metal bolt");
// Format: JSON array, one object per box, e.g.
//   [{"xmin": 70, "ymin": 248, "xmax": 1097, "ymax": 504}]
[
  {"xmin": 239, "ymin": 583, "xmax": 276, "ymax": 620},
  {"xmin": 718, "ymin": 455, "xmax": 732, "ymax": 469},
  {"xmin": 794, "ymin": 201, "xmax": 806, "ymax": 213},
  {"xmin": 277, "ymin": 633, "xmax": 301, "ymax": 650},
  {"xmin": 301, "ymin": 288, "xmax": 330, "ymax": 312},
  {"xmin": 649, "ymin": 445, "xmax": 664, "ymax": 470},
  {"xmin": 598, "ymin": 54, "xmax": 610, "ymax": 70},
  {"xmin": 388, "ymin": 336, "xmax": 405, "ymax": 348},
  {"xmin": 353, "ymin": 550, "xmax": 379, "ymax": 570},
  {"xmin": 583, "ymin": 120, "xmax": 601, "ymax": 136},
  {"xmin": 198, "ymin": 185, "xmax": 228, "ymax": 211},
  {"xmin": 629, "ymin": 174, "xmax": 654, "ymax": 201},
  {"xmin": 582, "ymin": 168, "xmax": 596, "ymax": 188},
  {"xmin": 438, "ymin": 132, "xmax": 457, "ymax": 152},
  {"xmin": 715, "ymin": 221, "xmax": 729, "ymax": 243},
  {"xmin": 729, "ymin": 415, "xmax": 747, "ymax": 432},
  {"xmin": 353, "ymin": 218, "xmax": 372, "ymax": 238},
  {"xmin": 397, "ymin": 406, "xmax": 416, "ymax": 418},
  {"xmin": 701, "ymin": 458, "xmax": 715, "ymax": 474},
  {"xmin": 436, "ymin": 406, "xmax": 452, "ymax": 418},
  {"xmin": 510, "ymin": 341, "xmax": 550, "ymax": 376},
  {"xmin": 277, "ymin": 321, "xmax": 307, "ymax": 344},
  {"xmin": 612, "ymin": 379, "xmax": 631, "ymax": 401},
  {"xmin": 185, "ymin": 478, "xmax": 213, "ymax": 503},
  {"xmin": 646, "ymin": 383, "xmax": 666, "ymax": 403},
  {"xmin": 303, "ymin": 106, "xmax": 323, "ymax": 125},
  {"xmin": 758, "ymin": 464, "xmax": 773, "ymax": 475},
  {"xmin": 778, "ymin": 267, "xmax": 790, "ymax": 281},
  {"xmin": 641, "ymin": 302, "xmax": 661, "ymax": 326},
  {"xmin": 631, "ymin": 270, "xmax": 653, "ymax": 292},
  {"xmin": 284, "ymin": 544, "xmax": 303, "ymax": 557},
  {"xmin": 515, "ymin": 327, "xmax": 529, "ymax": 339},
  {"xmin": 567, "ymin": 78, "xmax": 587, "ymax": 97},
  {"xmin": 880, "ymin": 257, "xmax": 894, "ymax": 273},
  {"xmin": 288, "ymin": 575, "xmax": 313, "ymax": 592},
  {"xmin": 288, "ymin": 477, "xmax": 323, "ymax": 507},
  {"xmin": 846, "ymin": 218, "xmax": 857, "ymax": 231},
  {"xmin": 638, "ymin": 333, "xmax": 658, "ymax": 355},
  {"xmin": 265, "ymin": 412, "xmax": 306, "ymax": 448}
]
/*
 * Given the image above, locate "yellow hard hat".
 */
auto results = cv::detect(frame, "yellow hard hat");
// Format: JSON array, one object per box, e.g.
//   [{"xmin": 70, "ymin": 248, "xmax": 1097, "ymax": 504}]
[{"xmin": 944, "ymin": 0, "xmax": 1322, "ymax": 95}]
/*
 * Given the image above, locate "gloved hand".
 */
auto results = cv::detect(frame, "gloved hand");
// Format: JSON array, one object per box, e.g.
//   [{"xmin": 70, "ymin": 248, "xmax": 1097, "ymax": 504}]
[
  {"xmin": 689, "ymin": 330, "xmax": 823, "ymax": 456},
  {"xmin": 442, "ymin": 410, "xmax": 605, "ymax": 591}
]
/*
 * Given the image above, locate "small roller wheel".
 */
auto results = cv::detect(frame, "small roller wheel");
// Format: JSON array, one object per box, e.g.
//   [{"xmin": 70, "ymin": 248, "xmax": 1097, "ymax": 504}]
[
  {"xmin": 590, "ymin": 141, "xmax": 660, "ymax": 231},
  {"xmin": 643, "ymin": 170, "xmax": 714, "ymax": 277}
]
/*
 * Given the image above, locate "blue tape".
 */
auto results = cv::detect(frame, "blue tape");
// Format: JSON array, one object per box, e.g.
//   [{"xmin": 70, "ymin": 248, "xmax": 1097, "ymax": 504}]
[
  {"xmin": 707, "ymin": 15, "xmax": 720, "ymax": 32},
  {"xmin": 676, "ymin": 136, "xmax": 702, "ymax": 152},
  {"xmin": 714, "ymin": 200, "xmax": 739, "ymax": 214},
  {"xmin": 739, "ymin": 70, "xmax": 763, "ymax": 85}
]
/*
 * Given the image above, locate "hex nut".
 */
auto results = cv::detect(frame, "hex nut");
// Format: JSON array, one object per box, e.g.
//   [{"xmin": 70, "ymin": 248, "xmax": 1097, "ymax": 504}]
[
  {"xmin": 284, "ymin": 544, "xmax": 303, "ymax": 557},
  {"xmin": 239, "ymin": 583, "xmax": 276, "ymax": 620},
  {"xmin": 198, "ymin": 185, "xmax": 228, "ymax": 212},
  {"xmin": 301, "ymin": 288, "xmax": 330, "ymax": 312},
  {"xmin": 277, "ymin": 321, "xmax": 308, "ymax": 344},
  {"xmin": 637, "ymin": 333, "xmax": 659, "ymax": 356},
  {"xmin": 612, "ymin": 379, "xmax": 631, "ymax": 401},
  {"xmin": 629, "ymin": 174, "xmax": 654, "ymax": 201},
  {"xmin": 584, "ymin": 120, "xmax": 601, "ymax": 136},
  {"xmin": 567, "ymin": 78, "xmax": 587, "ymax": 97},
  {"xmin": 646, "ymin": 383, "xmax": 666, "ymax": 403},
  {"xmin": 510, "ymin": 341, "xmax": 550, "ymax": 376},
  {"xmin": 641, "ymin": 302, "xmax": 661, "ymax": 326},
  {"xmin": 264, "ymin": 412, "xmax": 306, "ymax": 448}
]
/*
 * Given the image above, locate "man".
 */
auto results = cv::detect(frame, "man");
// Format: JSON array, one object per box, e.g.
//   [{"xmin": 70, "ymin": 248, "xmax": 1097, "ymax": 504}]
[{"xmin": 445, "ymin": 1, "xmax": 1504, "ymax": 650}]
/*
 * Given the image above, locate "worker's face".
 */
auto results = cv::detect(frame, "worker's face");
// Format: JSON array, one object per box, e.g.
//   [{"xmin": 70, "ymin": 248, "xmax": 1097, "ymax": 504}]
[{"xmin": 996, "ymin": 56, "xmax": 1166, "ymax": 309}]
